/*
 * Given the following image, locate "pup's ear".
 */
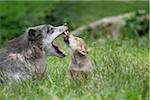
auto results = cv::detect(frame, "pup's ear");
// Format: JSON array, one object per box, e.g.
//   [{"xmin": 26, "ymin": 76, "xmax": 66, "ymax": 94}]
[
  {"xmin": 77, "ymin": 45, "xmax": 88, "ymax": 56},
  {"xmin": 28, "ymin": 28, "xmax": 37, "ymax": 41}
]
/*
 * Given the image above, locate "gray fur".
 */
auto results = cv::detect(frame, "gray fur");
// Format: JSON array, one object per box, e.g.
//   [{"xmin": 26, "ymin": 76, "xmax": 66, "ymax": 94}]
[{"xmin": 0, "ymin": 24, "xmax": 67, "ymax": 82}]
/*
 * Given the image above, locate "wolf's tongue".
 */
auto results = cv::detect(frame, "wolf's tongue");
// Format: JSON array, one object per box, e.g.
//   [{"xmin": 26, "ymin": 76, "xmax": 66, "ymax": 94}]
[{"xmin": 52, "ymin": 42, "xmax": 65, "ymax": 57}]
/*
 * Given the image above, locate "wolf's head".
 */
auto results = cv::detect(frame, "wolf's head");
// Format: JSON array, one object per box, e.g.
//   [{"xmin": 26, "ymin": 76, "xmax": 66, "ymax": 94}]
[
  {"xmin": 64, "ymin": 33, "xmax": 88, "ymax": 56},
  {"xmin": 27, "ymin": 24, "xmax": 68, "ymax": 58}
]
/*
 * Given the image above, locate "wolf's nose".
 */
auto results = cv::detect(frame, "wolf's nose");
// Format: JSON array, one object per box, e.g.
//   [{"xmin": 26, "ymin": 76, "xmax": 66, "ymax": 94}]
[{"xmin": 63, "ymin": 23, "xmax": 67, "ymax": 26}]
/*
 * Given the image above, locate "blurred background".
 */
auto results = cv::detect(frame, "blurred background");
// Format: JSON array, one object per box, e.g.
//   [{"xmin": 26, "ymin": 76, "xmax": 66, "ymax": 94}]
[{"xmin": 0, "ymin": 1, "xmax": 149, "ymax": 47}]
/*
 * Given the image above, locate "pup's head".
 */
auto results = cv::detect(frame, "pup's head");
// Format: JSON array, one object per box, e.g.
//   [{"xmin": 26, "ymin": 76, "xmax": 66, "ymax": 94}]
[
  {"xmin": 27, "ymin": 24, "xmax": 68, "ymax": 58},
  {"xmin": 64, "ymin": 33, "xmax": 88, "ymax": 56}
]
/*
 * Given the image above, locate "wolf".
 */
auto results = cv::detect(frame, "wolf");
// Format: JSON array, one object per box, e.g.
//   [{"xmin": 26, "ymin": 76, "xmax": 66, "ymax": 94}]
[
  {"xmin": 64, "ymin": 32, "xmax": 92, "ymax": 79},
  {"xmin": 0, "ymin": 24, "xmax": 68, "ymax": 82}
]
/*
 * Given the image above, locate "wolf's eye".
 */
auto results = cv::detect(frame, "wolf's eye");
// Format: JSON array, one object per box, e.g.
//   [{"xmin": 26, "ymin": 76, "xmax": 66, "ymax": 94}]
[
  {"xmin": 50, "ymin": 27, "xmax": 54, "ymax": 30},
  {"xmin": 47, "ymin": 27, "xmax": 54, "ymax": 33}
]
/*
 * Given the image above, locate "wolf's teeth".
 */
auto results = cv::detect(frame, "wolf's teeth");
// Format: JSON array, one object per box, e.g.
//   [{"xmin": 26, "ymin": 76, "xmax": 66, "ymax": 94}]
[
  {"xmin": 64, "ymin": 31, "xmax": 68, "ymax": 35},
  {"xmin": 66, "ymin": 30, "xmax": 69, "ymax": 33}
]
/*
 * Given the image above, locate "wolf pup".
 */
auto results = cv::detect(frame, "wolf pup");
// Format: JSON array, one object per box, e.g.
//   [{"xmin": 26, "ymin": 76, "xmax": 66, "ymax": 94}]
[
  {"xmin": 0, "ymin": 24, "xmax": 68, "ymax": 82},
  {"xmin": 64, "ymin": 32, "xmax": 92, "ymax": 79}
]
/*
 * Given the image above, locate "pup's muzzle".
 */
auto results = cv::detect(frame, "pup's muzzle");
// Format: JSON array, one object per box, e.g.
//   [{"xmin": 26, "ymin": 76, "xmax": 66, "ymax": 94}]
[{"xmin": 64, "ymin": 31, "xmax": 70, "ymax": 44}]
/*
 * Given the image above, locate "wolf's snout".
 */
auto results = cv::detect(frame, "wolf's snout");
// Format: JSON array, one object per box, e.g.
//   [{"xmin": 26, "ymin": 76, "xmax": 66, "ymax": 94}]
[
  {"xmin": 63, "ymin": 23, "xmax": 67, "ymax": 26},
  {"xmin": 59, "ymin": 26, "xmax": 68, "ymax": 32}
]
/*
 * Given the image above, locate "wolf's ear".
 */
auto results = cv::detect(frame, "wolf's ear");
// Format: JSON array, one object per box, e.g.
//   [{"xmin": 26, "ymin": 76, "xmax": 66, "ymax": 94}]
[
  {"xmin": 28, "ymin": 28, "xmax": 36, "ymax": 41},
  {"xmin": 77, "ymin": 45, "xmax": 88, "ymax": 56}
]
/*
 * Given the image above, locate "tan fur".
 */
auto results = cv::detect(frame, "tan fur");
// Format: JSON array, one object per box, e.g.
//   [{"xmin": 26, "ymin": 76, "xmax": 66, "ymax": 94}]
[{"xmin": 64, "ymin": 34, "xmax": 92, "ymax": 79}]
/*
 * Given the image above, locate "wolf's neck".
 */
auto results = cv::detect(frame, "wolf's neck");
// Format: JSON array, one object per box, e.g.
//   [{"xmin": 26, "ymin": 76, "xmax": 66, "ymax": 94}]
[
  {"xmin": 71, "ymin": 54, "xmax": 78, "ymax": 65},
  {"xmin": 23, "ymin": 46, "xmax": 46, "ymax": 61},
  {"xmin": 6, "ymin": 34, "xmax": 28, "ymax": 53},
  {"xmin": 23, "ymin": 46, "xmax": 47, "ymax": 77},
  {"xmin": 71, "ymin": 52, "xmax": 87, "ymax": 65}
]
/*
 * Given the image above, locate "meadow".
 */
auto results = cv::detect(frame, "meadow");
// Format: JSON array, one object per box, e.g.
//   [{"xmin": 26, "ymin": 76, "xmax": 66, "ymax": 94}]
[
  {"xmin": 0, "ymin": 1, "xmax": 149, "ymax": 100},
  {"xmin": 0, "ymin": 35, "xmax": 149, "ymax": 100}
]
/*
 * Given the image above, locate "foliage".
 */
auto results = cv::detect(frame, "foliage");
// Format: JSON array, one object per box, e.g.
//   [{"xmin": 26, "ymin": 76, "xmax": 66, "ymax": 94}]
[
  {"xmin": 0, "ymin": 1, "xmax": 54, "ymax": 46},
  {"xmin": 0, "ymin": 1, "xmax": 149, "ymax": 46},
  {"xmin": 123, "ymin": 10, "xmax": 149, "ymax": 37},
  {"xmin": 44, "ymin": 1, "xmax": 78, "ymax": 30}
]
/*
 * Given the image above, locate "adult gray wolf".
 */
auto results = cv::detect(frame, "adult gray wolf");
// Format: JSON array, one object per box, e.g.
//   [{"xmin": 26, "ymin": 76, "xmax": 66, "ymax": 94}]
[{"xmin": 0, "ymin": 24, "xmax": 68, "ymax": 83}]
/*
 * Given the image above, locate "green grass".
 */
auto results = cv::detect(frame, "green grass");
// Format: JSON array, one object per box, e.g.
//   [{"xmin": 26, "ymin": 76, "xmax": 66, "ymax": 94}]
[{"xmin": 0, "ymin": 36, "xmax": 149, "ymax": 100}]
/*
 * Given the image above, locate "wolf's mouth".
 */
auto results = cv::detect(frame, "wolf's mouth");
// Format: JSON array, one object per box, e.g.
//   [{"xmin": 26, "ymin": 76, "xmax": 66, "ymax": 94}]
[
  {"xmin": 63, "ymin": 31, "xmax": 70, "ymax": 44},
  {"xmin": 51, "ymin": 30, "xmax": 69, "ymax": 58},
  {"xmin": 51, "ymin": 42, "xmax": 65, "ymax": 57}
]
